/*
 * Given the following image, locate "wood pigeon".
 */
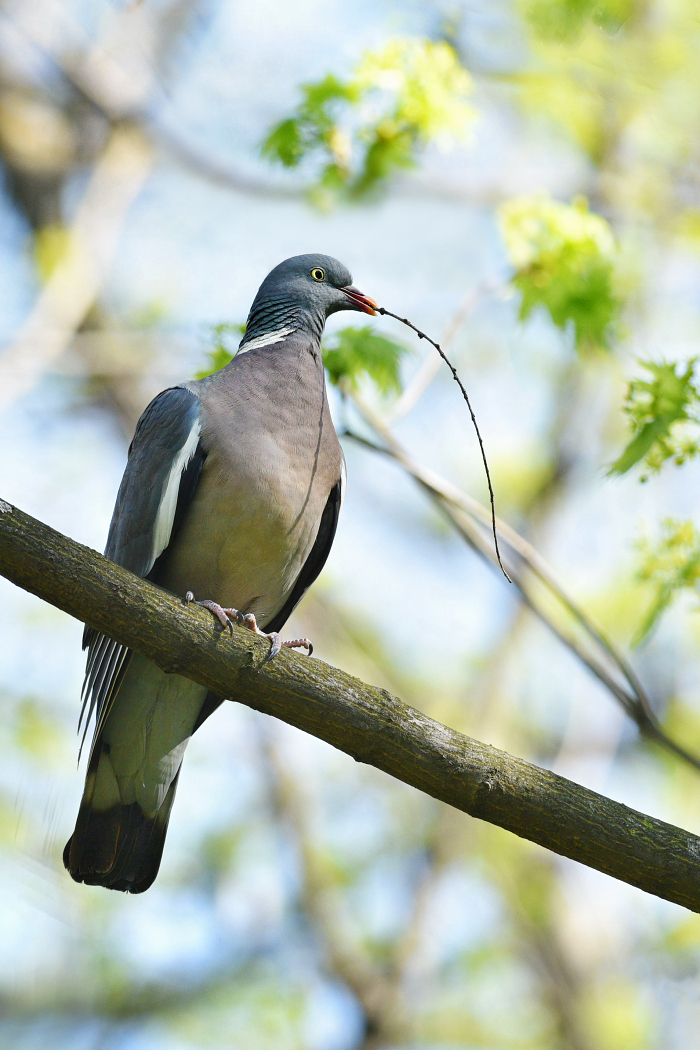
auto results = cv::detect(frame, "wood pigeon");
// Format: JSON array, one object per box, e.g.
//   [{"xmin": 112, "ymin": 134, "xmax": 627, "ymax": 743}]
[{"xmin": 64, "ymin": 254, "xmax": 377, "ymax": 893}]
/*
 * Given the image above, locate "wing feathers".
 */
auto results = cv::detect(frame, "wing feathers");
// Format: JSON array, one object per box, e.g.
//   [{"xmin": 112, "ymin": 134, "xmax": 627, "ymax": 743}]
[
  {"xmin": 150, "ymin": 418, "xmax": 202, "ymax": 571},
  {"xmin": 80, "ymin": 386, "xmax": 205, "ymax": 755},
  {"xmin": 105, "ymin": 387, "xmax": 205, "ymax": 577}
]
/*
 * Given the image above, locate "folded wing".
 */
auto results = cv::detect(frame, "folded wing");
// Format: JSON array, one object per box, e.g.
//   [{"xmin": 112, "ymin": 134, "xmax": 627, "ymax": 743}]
[{"xmin": 80, "ymin": 386, "xmax": 206, "ymax": 759}]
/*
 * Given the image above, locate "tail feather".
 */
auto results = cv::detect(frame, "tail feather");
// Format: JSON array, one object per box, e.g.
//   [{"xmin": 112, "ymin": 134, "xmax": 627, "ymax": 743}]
[
  {"xmin": 64, "ymin": 648, "xmax": 220, "ymax": 893},
  {"xmin": 64, "ymin": 769, "xmax": 181, "ymax": 893}
]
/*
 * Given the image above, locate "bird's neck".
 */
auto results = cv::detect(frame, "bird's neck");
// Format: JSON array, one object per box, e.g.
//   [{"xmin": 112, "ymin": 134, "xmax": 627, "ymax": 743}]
[{"xmin": 239, "ymin": 296, "xmax": 324, "ymax": 351}]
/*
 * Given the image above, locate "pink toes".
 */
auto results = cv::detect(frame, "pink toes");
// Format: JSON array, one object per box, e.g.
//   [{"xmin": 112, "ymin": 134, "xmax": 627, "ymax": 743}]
[{"xmin": 186, "ymin": 593, "xmax": 313, "ymax": 658}]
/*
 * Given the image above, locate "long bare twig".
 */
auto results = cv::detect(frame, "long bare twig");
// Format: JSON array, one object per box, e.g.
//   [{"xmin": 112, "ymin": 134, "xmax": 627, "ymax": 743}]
[
  {"xmin": 377, "ymin": 306, "xmax": 511, "ymax": 581},
  {"xmin": 384, "ymin": 279, "xmax": 501, "ymax": 426}
]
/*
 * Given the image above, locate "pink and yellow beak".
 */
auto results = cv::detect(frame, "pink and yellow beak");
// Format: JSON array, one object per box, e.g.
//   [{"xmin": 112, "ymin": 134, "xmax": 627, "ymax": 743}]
[{"xmin": 342, "ymin": 285, "xmax": 378, "ymax": 315}]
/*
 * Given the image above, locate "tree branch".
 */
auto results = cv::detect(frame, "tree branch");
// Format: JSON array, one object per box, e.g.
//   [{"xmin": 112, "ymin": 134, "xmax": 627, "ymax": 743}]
[{"xmin": 1, "ymin": 497, "xmax": 699, "ymax": 912}]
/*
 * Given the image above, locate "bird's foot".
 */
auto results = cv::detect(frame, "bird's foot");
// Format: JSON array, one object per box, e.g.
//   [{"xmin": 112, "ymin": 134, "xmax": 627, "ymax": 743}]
[
  {"xmin": 185, "ymin": 591, "xmax": 238, "ymax": 634},
  {"xmin": 185, "ymin": 592, "xmax": 313, "ymax": 660},
  {"xmin": 238, "ymin": 612, "xmax": 314, "ymax": 662}
]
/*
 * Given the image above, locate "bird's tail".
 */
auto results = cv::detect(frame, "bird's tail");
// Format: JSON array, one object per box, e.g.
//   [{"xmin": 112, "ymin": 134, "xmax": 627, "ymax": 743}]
[
  {"xmin": 63, "ymin": 739, "xmax": 182, "ymax": 894},
  {"xmin": 64, "ymin": 649, "xmax": 222, "ymax": 894}
]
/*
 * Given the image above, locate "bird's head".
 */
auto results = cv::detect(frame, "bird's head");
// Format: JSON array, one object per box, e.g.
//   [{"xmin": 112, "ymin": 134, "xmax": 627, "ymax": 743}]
[
  {"xmin": 241, "ymin": 254, "xmax": 377, "ymax": 349},
  {"xmin": 257, "ymin": 254, "xmax": 377, "ymax": 318}
]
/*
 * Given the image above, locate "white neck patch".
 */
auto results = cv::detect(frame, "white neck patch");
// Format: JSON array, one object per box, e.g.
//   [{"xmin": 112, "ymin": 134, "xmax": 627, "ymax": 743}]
[{"xmin": 237, "ymin": 326, "xmax": 295, "ymax": 355}]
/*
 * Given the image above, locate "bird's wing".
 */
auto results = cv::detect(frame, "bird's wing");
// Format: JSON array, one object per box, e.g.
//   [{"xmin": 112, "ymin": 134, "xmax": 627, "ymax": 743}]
[
  {"xmin": 80, "ymin": 386, "xmax": 206, "ymax": 756},
  {"xmin": 264, "ymin": 459, "xmax": 345, "ymax": 634}
]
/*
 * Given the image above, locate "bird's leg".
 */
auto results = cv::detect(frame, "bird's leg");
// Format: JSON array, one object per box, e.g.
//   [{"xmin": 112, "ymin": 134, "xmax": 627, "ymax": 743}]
[{"xmin": 185, "ymin": 593, "xmax": 313, "ymax": 659}]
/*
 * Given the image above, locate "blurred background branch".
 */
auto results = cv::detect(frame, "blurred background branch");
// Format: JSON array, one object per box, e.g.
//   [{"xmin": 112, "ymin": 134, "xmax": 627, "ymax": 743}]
[{"xmin": 0, "ymin": 123, "xmax": 152, "ymax": 409}]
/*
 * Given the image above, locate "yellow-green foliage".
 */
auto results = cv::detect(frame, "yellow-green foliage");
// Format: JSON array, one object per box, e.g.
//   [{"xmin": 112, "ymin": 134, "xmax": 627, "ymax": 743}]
[
  {"xmin": 584, "ymin": 978, "xmax": 654, "ymax": 1050},
  {"xmin": 523, "ymin": 0, "xmax": 635, "ymax": 43},
  {"xmin": 634, "ymin": 519, "xmax": 700, "ymax": 642},
  {"xmin": 517, "ymin": 0, "xmax": 700, "ymax": 194},
  {"xmin": 352, "ymin": 37, "xmax": 474, "ymax": 144},
  {"xmin": 14, "ymin": 697, "xmax": 63, "ymax": 759},
  {"xmin": 498, "ymin": 194, "xmax": 620, "ymax": 351},
  {"xmin": 261, "ymin": 74, "xmax": 358, "ymax": 173},
  {"xmin": 609, "ymin": 359, "xmax": 700, "ymax": 478},
  {"xmin": 262, "ymin": 37, "xmax": 475, "ymax": 205}
]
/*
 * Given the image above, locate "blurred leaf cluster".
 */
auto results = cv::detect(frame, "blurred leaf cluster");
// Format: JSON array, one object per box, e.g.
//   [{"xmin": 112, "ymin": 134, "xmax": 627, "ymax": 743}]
[
  {"xmin": 498, "ymin": 193, "xmax": 621, "ymax": 351},
  {"xmin": 197, "ymin": 324, "xmax": 409, "ymax": 397},
  {"xmin": 517, "ymin": 0, "xmax": 700, "ymax": 190},
  {"xmin": 634, "ymin": 519, "xmax": 700, "ymax": 642},
  {"xmin": 609, "ymin": 359, "xmax": 700, "ymax": 478},
  {"xmin": 522, "ymin": 0, "xmax": 635, "ymax": 43},
  {"xmin": 262, "ymin": 37, "xmax": 475, "ymax": 206}
]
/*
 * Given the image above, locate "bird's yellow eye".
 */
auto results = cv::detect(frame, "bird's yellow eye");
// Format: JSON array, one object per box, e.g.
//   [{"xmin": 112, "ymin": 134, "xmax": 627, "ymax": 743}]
[{"xmin": 310, "ymin": 267, "xmax": 325, "ymax": 281}]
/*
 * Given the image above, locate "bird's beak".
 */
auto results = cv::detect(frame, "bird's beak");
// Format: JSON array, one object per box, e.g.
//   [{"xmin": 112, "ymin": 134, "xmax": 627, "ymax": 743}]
[{"xmin": 342, "ymin": 286, "xmax": 378, "ymax": 315}]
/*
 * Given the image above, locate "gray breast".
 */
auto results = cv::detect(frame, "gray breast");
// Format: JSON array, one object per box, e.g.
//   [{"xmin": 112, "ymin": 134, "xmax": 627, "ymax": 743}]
[{"xmin": 159, "ymin": 342, "xmax": 342, "ymax": 626}]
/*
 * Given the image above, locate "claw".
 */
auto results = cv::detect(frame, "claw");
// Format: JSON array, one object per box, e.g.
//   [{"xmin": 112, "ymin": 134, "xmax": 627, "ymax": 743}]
[
  {"xmin": 264, "ymin": 632, "xmax": 282, "ymax": 662},
  {"xmin": 185, "ymin": 593, "xmax": 314, "ymax": 657},
  {"xmin": 185, "ymin": 592, "xmax": 234, "ymax": 634}
]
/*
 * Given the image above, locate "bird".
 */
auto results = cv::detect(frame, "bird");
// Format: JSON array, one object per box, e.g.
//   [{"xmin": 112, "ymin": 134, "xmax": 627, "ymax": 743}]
[{"xmin": 63, "ymin": 254, "xmax": 377, "ymax": 893}]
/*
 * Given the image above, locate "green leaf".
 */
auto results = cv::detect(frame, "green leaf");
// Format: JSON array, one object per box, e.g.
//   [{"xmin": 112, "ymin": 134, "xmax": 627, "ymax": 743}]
[
  {"xmin": 322, "ymin": 326, "xmax": 410, "ymax": 395},
  {"xmin": 33, "ymin": 223, "xmax": 72, "ymax": 282},
  {"xmin": 608, "ymin": 359, "xmax": 700, "ymax": 477},
  {"xmin": 352, "ymin": 37, "xmax": 474, "ymax": 143},
  {"xmin": 15, "ymin": 697, "xmax": 62, "ymax": 758},
  {"xmin": 498, "ymin": 194, "xmax": 621, "ymax": 351},
  {"xmin": 607, "ymin": 422, "xmax": 667, "ymax": 477},
  {"xmin": 261, "ymin": 74, "xmax": 358, "ymax": 171},
  {"xmin": 634, "ymin": 519, "xmax": 700, "ymax": 643},
  {"xmin": 261, "ymin": 117, "xmax": 306, "ymax": 168},
  {"xmin": 194, "ymin": 322, "xmax": 245, "ymax": 379}
]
